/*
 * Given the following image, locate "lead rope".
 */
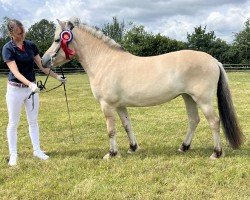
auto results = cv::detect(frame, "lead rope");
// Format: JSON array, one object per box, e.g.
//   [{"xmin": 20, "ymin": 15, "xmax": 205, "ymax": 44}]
[
  {"xmin": 28, "ymin": 68, "xmax": 52, "ymax": 110},
  {"xmin": 60, "ymin": 67, "xmax": 76, "ymax": 143},
  {"xmin": 28, "ymin": 68, "xmax": 63, "ymax": 110}
]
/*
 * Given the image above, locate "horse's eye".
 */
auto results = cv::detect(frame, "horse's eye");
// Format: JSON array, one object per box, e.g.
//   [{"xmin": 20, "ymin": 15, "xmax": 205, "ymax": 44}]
[{"xmin": 54, "ymin": 39, "xmax": 60, "ymax": 43}]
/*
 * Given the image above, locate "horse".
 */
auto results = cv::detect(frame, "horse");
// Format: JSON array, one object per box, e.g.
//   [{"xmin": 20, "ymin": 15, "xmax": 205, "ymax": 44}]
[{"xmin": 42, "ymin": 19, "xmax": 244, "ymax": 159}]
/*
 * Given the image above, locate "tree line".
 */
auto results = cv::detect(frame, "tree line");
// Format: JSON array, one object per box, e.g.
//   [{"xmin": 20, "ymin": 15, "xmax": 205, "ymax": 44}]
[{"xmin": 0, "ymin": 16, "xmax": 249, "ymax": 70}]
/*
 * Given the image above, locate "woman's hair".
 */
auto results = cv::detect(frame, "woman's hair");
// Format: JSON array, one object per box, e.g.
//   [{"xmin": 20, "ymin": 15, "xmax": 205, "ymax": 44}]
[{"xmin": 7, "ymin": 19, "xmax": 24, "ymax": 36}]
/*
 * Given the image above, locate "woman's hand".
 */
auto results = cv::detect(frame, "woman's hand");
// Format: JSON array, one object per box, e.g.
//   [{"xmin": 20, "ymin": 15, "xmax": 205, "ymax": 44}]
[{"xmin": 29, "ymin": 82, "xmax": 40, "ymax": 93}]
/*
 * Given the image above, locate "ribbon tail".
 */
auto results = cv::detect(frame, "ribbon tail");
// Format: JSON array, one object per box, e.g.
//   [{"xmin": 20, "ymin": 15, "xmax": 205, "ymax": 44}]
[{"xmin": 61, "ymin": 39, "xmax": 75, "ymax": 59}]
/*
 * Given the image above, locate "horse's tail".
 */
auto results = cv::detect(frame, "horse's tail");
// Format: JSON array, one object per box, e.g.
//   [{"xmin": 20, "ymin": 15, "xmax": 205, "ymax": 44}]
[{"xmin": 217, "ymin": 62, "xmax": 244, "ymax": 149}]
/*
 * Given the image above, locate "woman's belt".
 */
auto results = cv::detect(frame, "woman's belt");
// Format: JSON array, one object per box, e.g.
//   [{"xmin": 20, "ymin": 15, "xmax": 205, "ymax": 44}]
[{"xmin": 8, "ymin": 81, "xmax": 28, "ymax": 88}]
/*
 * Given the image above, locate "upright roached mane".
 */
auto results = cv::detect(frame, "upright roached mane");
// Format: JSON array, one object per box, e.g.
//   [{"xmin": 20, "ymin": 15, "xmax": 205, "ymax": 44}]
[
  {"xmin": 42, "ymin": 19, "xmax": 244, "ymax": 159},
  {"xmin": 78, "ymin": 23, "xmax": 122, "ymax": 49}
]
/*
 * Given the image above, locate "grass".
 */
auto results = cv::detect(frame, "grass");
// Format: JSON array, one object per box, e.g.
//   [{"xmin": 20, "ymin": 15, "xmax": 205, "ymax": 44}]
[{"xmin": 0, "ymin": 72, "xmax": 249, "ymax": 200}]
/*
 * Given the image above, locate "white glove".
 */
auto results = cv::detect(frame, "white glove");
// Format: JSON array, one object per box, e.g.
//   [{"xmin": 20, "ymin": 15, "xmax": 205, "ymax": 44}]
[
  {"xmin": 56, "ymin": 75, "xmax": 67, "ymax": 83},
  {"xmin": 29, "ymin": 82, "xmax": 40, "ymax": 93}
]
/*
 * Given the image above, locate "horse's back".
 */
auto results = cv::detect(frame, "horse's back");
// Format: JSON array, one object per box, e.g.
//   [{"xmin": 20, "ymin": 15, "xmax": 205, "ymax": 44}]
[
  {"xmin": 96, "ymin": 50, "xmax": 220, "ymax": 107},
  {"xmin": 125, "ymin": 49, "xmax": 220, "ymax": 91}
]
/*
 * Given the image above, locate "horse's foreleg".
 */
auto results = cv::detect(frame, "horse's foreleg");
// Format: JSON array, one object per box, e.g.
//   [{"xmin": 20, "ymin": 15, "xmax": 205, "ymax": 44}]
[
  {"xmin": 117, "ymin": 107, "xmax": 139, "ymax": 153},
  {"xmin": 199, "ymin": 101, "xmax": 223, "ymax": 159},
  {"xmin": 101, "ymin": 102, "xmax": 118, "ymax": 159},
  {"xmin": 179, "ymin": 94, "xmax": 200, "ymax": 152}
]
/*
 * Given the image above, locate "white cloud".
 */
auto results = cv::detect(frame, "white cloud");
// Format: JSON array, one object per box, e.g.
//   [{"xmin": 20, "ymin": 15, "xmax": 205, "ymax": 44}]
[
  {"xmin": 0, "ymin": 0, "xmax": 249, "ymax": 43},
  {"xmin": 0, "ymin": 0, "xmax": 13, "ymax": 6},
  {"xmin": 152, "ymin": 17, "xmax": 195, "ymax": 41},
  {"xmin": 204, "ymin": 5, "xmax": 250, "ymax": 42}
]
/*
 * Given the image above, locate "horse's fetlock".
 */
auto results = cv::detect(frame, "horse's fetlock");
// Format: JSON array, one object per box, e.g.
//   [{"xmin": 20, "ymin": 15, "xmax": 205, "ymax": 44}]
[
  {"xmin": 213, "ymin": 148, "xmax": 223, "ymax": 158},
  {"xmin": 179, "ymin": 142, "xmax": 190, "ymax": 152},
  {"xmin": 109, "ymin": 150, "xmax": 118, "ymax": 157},
  {"xmin": 210, "ymin": 148, "xmax": 225, "ymax": 159},
  {"xmin": 129, "ymin": 143, "xmax": 138, "ymax": 152}
]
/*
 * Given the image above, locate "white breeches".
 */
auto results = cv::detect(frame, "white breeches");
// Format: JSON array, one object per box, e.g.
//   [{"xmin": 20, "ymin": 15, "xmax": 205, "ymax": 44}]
[{"xmin": 6, "ymin": 84, "xmax": 41, "ymax": 155}]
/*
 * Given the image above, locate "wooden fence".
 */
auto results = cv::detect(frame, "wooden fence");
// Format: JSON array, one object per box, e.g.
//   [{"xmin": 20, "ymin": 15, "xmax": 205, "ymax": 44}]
[{"xmin": 0, "ymin": 64, "xmax": 249, "ymax": 75}]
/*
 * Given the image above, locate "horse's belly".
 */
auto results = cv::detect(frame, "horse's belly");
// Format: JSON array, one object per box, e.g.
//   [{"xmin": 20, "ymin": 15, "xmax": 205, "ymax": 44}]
[{"xmin": 120, "ymin": 89, "xmax": 180, "ymax": 107}]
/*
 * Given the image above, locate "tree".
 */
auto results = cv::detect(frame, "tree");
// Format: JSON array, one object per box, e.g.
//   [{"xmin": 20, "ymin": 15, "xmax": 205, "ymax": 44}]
[
  {"xmin": 187, "ymin": 25, "xmax": 216, "ymax": 52},
  {"xmin": 209, "ymin": 38, "xmax": 231, "ymax": 63},
  {"xmin": 122, "ymin": 25, "xmax": 186, "ymax": 56},
  {"xmin": 233, "ymin": 19, "xmax": 250, "ymax": 64},
  {"xmin": 152, "ymin": 34, "xmax": 187, "ymax": 55},
  {"xmin": 25, "ymin": 19, "xmax": 55, "ymax": 56},
  {"xmin": 0, "ymin": 17, "xmax": 11, "ymax": 69},
  {"xmin": 102, "ymin": 17, "xmax": 125, "ymax": 44},
  {"xmin": 186, "ymin": 25, "xmax": 236, "ymax": 63},
  {"xmin": 0, "ymin": 16, "xmax": 10, "ymax": 39},
  {"xmin": 122, "ymin": 25, "xmax": 154, "ymax": 56}
]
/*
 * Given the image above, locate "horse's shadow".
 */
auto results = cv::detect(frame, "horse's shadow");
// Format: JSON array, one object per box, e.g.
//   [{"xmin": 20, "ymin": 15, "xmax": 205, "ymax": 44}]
[{"xmin": 47, "ymin": 144, "xmax": 249, "ymax": 160}]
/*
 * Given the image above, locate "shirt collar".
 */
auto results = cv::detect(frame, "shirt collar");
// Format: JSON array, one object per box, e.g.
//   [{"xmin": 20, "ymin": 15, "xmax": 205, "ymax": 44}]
[{"xmin": 11, "ymin": 40, "xmax": 26, "ymax": 48}]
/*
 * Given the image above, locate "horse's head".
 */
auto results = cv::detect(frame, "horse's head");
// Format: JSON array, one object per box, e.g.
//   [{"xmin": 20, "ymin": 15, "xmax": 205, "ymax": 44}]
[{"xmin": 42, "ymin": 19, "xmax": 76, "ymax": 68}]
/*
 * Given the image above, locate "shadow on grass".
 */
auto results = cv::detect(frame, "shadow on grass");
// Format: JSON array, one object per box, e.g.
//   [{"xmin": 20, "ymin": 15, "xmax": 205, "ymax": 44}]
[
  {"xmin": 45, "ymin": 144, "xmax": 249, "ymax": 160},
  {"xmin": 125, "ymin": 144, "xmax": 250, "ymax": 159},
  {"xmin": 48, "ymin": 147, "xmax": 106, "ymax": 159}
]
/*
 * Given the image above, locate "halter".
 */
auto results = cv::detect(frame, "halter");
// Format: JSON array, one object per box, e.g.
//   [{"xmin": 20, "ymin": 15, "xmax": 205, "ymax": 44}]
[
  {"xmin": 60, "ymin": 29, "xmax": 75, "ymax": 59},
  {"xmin": 52, "ymin": 28, "xmax": 75, "ymax": 61}
]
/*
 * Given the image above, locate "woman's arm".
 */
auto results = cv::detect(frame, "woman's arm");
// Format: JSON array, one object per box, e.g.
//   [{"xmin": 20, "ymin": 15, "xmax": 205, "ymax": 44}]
[
  {"xmin": 6, "ymin": 61, "xmax": 32, "ymax": 86},
  {"xmin": 34, "ymin": 54, "xmax": 58, "ymax": 78}
]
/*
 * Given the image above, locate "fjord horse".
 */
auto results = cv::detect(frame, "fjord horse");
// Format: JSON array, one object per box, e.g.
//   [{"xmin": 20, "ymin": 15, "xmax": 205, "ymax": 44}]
[{"xmin": 42, "ymin": 19, "xmax": 244, "ymax": 159}]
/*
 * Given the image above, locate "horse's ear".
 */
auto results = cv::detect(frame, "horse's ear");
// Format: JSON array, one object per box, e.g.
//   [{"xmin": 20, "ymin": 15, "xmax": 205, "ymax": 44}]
[
  {"xmin": 57, "ymin": 19, "xmax": 65, "ymax": 29},
  {"xmin": 65, "ymin": 21, "xmax": 74, "ymax": 30}
]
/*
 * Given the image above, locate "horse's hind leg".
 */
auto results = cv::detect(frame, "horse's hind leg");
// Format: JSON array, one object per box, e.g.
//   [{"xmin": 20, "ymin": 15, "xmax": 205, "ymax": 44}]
[
  {"xmin": 117, "ymin": 107, "xmax": 139, "ymax": 153},
  {"xmin": 179, "ymin": 94, "xmax": 200, "ymax": 152},
  {"xmin": 198, "ymin": 100, "xmax": 223, "ymax": 159}
]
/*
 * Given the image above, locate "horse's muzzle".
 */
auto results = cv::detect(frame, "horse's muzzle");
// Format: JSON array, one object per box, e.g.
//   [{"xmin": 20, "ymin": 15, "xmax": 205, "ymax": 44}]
[{"xmin": 41, "ymin": 54, "xmax": 52, "ymax": 68}]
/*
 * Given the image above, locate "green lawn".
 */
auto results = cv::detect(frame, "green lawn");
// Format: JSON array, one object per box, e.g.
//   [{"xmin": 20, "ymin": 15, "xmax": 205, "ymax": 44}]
[{"xmin": 0, "ymin": 72, "xmax": 249, "ymax": 200}]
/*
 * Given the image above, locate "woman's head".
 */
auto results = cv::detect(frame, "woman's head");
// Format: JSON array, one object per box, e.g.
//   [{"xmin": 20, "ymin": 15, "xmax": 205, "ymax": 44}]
[{"xmin": 7, "ymin": 19, "xmax": 25, "ymax": 41}]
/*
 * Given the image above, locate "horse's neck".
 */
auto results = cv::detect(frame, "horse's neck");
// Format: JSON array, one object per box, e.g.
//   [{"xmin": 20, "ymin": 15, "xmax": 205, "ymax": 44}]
[{"xmin": 75, "ymin": 29, "xmax": 126, "ymax": 77}]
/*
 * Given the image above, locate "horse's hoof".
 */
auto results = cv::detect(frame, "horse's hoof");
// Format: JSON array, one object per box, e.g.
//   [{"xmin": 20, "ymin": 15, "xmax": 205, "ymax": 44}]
[
  {"xmin": 127, "ymin": 143, "xmax": 139, "ymax": 154},
  {"xmin": 178, "ymin": 143, "xmax": 190, "ymax": 152},
  {"xmin": 103, "ymin": 150, "xmax": 119, "ymax": 160},
  {"xmin": 210, "ymin": 149, "xmax": 224, "ymax": 159},
  {"xmin": 103, "ymin": 153, "xmax": 111, "ymax": 160}
]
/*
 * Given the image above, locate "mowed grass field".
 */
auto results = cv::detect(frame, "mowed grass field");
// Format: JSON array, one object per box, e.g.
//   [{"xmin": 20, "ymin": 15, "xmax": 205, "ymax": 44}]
[{"xmin": 0, "ymin": 72, "xmax": 249, "ymax": 200}]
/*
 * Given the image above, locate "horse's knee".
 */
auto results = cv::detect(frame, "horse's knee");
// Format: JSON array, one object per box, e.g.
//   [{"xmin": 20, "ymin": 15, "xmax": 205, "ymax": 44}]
[{"xmin": 108, "ymin": 130, "xmax": 116, "ymax": 138}]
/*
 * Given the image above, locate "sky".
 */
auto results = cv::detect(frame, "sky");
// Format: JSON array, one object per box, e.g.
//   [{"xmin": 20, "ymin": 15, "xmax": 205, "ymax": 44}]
[{"xmin": 0, "ymin": 0, "xmax": 250, "ymax": 43}]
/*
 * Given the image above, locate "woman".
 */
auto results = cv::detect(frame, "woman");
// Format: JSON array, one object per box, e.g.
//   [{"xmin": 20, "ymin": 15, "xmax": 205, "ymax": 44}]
[{"xmin": 2, "ymin": 19, "xmax": 66, "ymax": 166}]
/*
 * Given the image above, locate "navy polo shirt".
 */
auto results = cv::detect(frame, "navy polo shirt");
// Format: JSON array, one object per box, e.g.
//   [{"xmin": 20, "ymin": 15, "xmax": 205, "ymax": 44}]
[{"xmin": 2, "ymin": 40, "xmax": 39, "ymax": 83}]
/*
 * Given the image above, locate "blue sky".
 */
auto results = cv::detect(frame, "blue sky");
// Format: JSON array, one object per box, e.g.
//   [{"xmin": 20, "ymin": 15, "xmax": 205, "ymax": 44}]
[{"xmin": 1, "ymin": 0, "xmax": 249, "ymax": 43}]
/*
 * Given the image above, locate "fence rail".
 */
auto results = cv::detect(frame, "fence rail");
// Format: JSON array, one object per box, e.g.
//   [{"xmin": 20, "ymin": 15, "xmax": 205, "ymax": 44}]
[
  {"xmin": 0, "ymin": 64, "xmax": 249, "ymax": 75},
  {"xmin": 223, "ymin": 64, "xmax": 250, "ymax": 71}
]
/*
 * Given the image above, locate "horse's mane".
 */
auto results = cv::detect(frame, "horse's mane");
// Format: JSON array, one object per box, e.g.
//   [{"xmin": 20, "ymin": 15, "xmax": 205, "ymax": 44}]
[{"xmin": 71, "ymin": 19, "xmax": 124, "ymax": 51}]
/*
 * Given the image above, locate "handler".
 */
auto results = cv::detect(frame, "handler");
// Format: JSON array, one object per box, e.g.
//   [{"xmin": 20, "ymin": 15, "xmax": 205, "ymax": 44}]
[{"xmin": 2, "ymin": 19, "xmax": 66, "ymax": 166}]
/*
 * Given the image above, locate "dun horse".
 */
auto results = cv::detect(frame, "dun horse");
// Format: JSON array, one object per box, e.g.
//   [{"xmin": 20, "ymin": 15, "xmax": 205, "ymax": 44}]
[{"xmin": 42, "ymin": 19, "xmax": 244, "ymax": 159}]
